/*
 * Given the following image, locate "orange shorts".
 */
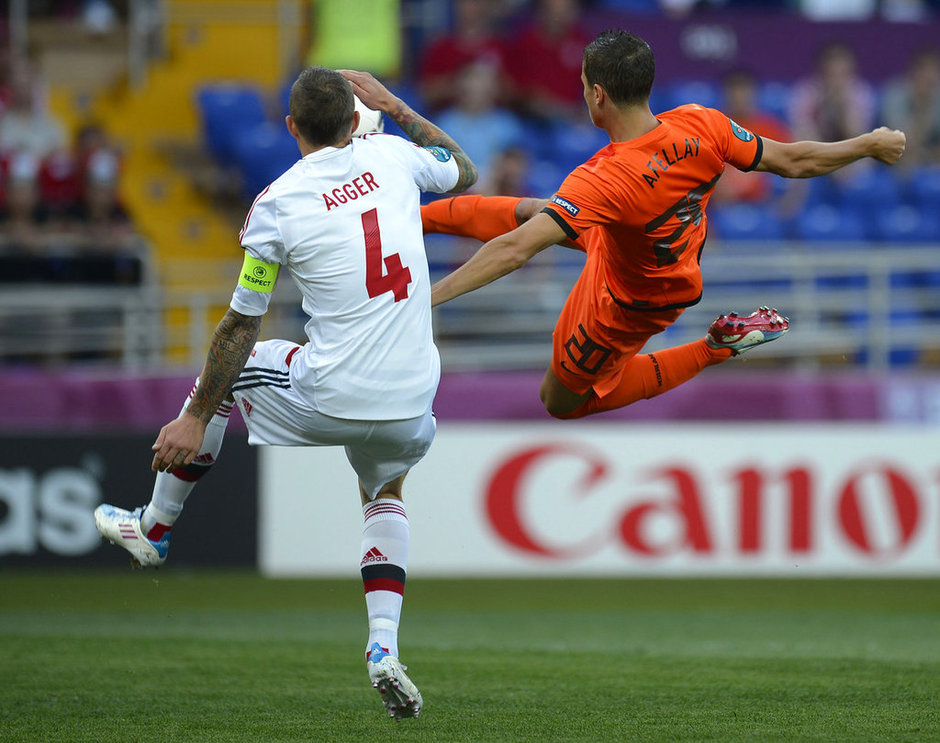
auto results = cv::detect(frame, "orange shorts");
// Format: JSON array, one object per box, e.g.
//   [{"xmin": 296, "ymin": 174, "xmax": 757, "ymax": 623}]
[{"xmin": 551, "ymin": 251, "xmax": 684, "ymax": 398}]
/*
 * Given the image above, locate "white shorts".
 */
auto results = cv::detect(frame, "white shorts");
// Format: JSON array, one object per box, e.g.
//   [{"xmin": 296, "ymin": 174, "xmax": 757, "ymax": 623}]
[{"xmin": 229, "ymin": 339, "xmax": 436, "ymax": 499}]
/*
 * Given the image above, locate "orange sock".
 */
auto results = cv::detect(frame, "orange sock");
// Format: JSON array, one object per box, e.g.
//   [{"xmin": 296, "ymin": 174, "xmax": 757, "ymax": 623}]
[
  {"xmin": 421, "ymin": 195, "xmax": 522, "ymax": 242},
  {"xmin": 560, "ymin": 339, "xmax": 732, "ymax": 419}
]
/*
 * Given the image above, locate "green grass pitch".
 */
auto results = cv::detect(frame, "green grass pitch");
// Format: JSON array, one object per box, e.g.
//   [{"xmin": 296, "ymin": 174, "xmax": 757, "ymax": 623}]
[{"xmin": 0, "ymin": 571, "xmax": 937, "ymax": 742}]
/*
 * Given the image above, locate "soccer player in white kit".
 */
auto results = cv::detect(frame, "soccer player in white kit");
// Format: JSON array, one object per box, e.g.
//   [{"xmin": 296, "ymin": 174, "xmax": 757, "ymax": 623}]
[{"xmin": 93, "ymin": 67, "xmax": 477, "ymax": 720}]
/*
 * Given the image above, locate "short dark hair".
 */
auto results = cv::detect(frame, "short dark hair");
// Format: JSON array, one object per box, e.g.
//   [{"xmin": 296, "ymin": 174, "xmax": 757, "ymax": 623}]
[
  {"xmin": 289, "ymin": 66, "xmax": 355, "ymax": 146},
  {"xmin": 582, "ymin": 29, "xmax": 655, "ymax": 106}
]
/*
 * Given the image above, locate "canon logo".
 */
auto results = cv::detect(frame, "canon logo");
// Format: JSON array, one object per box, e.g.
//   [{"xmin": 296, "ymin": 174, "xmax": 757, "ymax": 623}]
[
  {"xmin": 484, "ymin": 444, "xmax": 928, "ymax": 562},
  {"xmin": 0, "ymin": 466, "xmax": 102, "ymax": 556}
]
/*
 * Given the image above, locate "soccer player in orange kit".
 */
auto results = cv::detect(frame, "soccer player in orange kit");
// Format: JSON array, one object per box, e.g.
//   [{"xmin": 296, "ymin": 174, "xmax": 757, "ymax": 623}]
[{"xmin": 425, "ymin": 29, "xmax": 907, "ymax": 420}]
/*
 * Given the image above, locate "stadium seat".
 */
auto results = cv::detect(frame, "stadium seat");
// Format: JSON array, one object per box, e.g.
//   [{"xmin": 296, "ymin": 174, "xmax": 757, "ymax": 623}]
[
  {"xmin": 596, "ymin": 0, "xmax": 660, "ymax": 11},
  {"xmin": 888, "ymin": 307, "xmax": 926, "ymax": 366},
  {"xmin": 648, "ymin": 87, "xmax": 670, "ymax": 115},
  {"xmin": 873, "ymin": 204, "xmax": 940, "ymax": 244},
  {"xmin": 793, "ymin": 203, "xmax": 870, "ymax": 242},
  {"xmin": 909, "ymin": 166, "xmax": 940, "ymax": 210},
  {"xmin": 526, "ymin": 159, "xmax": 566, "ymax": 198},
  {"xmin": 551, "ymin": 120, "xmax": 610, "ymax": 174},
  {"xmin": 278, "ymin": 78, "xmax": 293, "ymax": 117},
  {"xmin": 834, "ymin": 168, "xmax": 902, "ymax": 211},
  {"xmin": 803, "ymin": 174, "xmax": 841, "ymax": 207},
  {"xmin": 757, "ymin": 81, "xmax": 791, "ymax": 122},
  {"xmin": 662, "ymin": 80, "xmax": 722, "ymax": 111},
  {"xmin": 708, "ymin": 203, "xmax": 786, "ymax": 241},
  {"xmin": 197, "ymin": 84, "xmax": 269, "ymax": 163},
  {"xmin": 232, "ymin": 122, "xmax": 299, "ymax": 198}
]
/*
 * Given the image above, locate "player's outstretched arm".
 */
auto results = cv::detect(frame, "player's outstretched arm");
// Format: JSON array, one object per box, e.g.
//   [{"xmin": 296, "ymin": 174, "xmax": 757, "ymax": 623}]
[
  {"xmin": 756, "ymin": 127, "xmax": 906, "ymax": 179},
  {"xmin": 431, "ymin": 212, "xmax": 567, "ymax": 306},
  {"xmin": 151, "ymin": 309, "xmax": 261, "ymax": 473},
  {"xmin": 339, "ymin": 69, "xmax": 478, "ymax": 193}
]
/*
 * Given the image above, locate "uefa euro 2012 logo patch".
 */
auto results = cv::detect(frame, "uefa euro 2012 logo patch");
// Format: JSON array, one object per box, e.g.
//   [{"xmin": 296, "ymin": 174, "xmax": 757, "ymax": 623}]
[
  {"xmin": 425, "ymin": 146, "xmax": 452, "ymax": 162},
  {"xmin": 729, "ymin": 119, "xmax": 755, "ymax": 142}
]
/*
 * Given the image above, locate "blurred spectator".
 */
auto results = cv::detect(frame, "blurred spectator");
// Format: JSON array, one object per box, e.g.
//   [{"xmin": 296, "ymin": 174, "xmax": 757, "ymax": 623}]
[
  {"xmin": 436, "ymin": 61, "xmax": 525, "ymax": 189},
  {"xmin": 418, "ymin": 0, "xmax": 507, "ymax": 112},
  {"xmin": 482, "ymin": 146, "xmax": 531, "ymax": 196},
  {"xmin": 81, "ymin": 0, "xmax": 120, "ymax": 35},
  {"xmin": 502, "ymin": 0, "xmax": 592, "ymax": 122},
  {"xmin": 69, "ymin": 148, "xmax": 133, "ymax": 250},
  {"xmin": 0, "ymin": 63, "xmax": 67, "ymax": 160},
  {"xmin": 713, "ymin": 69, "xmax": 792, "ymax": 206},
  {"xmin": 882, "ymin": 49, "xmax": 940, "ymax": 169},
  {"xmin": 0, "ymin": 52, "xmax": 14, "ymax": 116},
  {"xmin": 789, "ymin": 43, "xmax": 877, "ymax": 143},
  {"xmin": 0, "ymin": 152, "xmax": 46, "ymax": 251}
]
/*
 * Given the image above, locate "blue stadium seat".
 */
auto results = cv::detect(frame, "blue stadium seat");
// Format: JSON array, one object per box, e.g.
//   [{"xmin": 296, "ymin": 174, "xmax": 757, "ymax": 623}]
[
  {"xmin": 708, "ymin": 204, "xmax": 786, "ymax": 241},
  {"xmin": 793, "ymin": 203, "xmax": 870, "ymax": 242},
  {"xmin": 596, "ymin": 0, "xmax": 660, "ymax": 11},
  {"xmin": 757, "ymin": 81, "xmax": 791, "ymax": 122},
  {"xmin": 889, "ymin": 307, "xmax": 926, "ymax": 366},
  {"xmin": 835, "ymin": 168, "xmax": 902, "ymax": 211},
  {"xmin": 909, "ymin": 166, "xmax": 940, "ymax": 210},
  {"xmin": 873, "ymin": 204, "xmax": 940, "ymax": 244},
  {"xmin": 815, "ymin": 273, "xmax": 868, "ymax": 290},
  {"xmin": 648, "ymin": 87, "xmax": 670, "ymax": 115},
  {"xmin": 278, "ymin": 78, "xmax": 293, "ymax": 117},
  {"xmin": 662, "ymin": 80, "xmax": 722, "ymax": 111},
  {"xmin": 804, "ymin": 175, "xmax": 841, "ymax": 207},
  {"xmin": 232, "ymin": 122, "xmax": 299, "ymax": 198},
  {"xmin": 197, "ymin": 84, "xmax": 269, "ymax": 163},
  {"xmin": 526, "ymin": 159, "xmax": 566, "ymax": 198},
  {"xmin": 551, "ymin": 120, "xmax": 610, "ymax": 174}
]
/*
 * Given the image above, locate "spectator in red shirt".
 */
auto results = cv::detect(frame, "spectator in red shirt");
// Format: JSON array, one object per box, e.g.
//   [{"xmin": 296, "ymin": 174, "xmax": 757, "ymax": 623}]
[
  {"xmin": 417, "ymin": 0, "xmax": 507, "ymax": 112},
  {"xmin": 502, "ymin": 0, "xmax": 592, "ymax": 122}
]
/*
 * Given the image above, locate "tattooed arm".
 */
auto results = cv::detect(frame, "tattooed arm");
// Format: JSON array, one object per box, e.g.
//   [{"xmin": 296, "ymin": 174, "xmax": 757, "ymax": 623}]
[
  {"xmin": 151, "ymin": 309, "xmax": 262, "ymax": 472},
  {"xmin": 340, "ymin": 69, "xmax": 478, "ymax": 193}
]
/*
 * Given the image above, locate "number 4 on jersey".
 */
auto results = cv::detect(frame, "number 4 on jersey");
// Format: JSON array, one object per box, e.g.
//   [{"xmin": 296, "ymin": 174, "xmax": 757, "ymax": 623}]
[{"xmin": 362, "ymin": 208, "xmax": 411, "ymax": 302}]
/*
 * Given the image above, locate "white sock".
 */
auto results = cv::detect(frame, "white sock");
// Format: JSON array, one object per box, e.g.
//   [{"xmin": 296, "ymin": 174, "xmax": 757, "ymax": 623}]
[
  {"xmin": 360, "ymin": 498, "xmax": 409, "ymax": 659},
  {"xmin": 140, "ymin": 380, "xmax": 233, "ymax": 537}
]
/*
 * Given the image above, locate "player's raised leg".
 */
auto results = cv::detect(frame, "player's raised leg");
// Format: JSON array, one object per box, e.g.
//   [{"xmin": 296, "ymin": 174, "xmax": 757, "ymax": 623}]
[
  {"xmin": 94, "ymin": 381, "xmax": 233, "ymax": 567},
  {"xmin": 421, "ymin": 194, "xmax": 545, "ymax": 242},
  {"xmin": 546, "ymin": 303, "xmax": 788, "ymax": 419}
]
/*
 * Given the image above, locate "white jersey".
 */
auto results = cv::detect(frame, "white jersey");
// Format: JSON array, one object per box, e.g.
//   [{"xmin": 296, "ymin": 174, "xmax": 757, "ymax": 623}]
[{"xmin": 231, "ymin": 133, "xmax": 460, "ymax": 420}]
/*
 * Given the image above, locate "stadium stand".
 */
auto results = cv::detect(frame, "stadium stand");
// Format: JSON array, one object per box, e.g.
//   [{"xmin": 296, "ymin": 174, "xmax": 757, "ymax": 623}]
[{"xmin": 3, "ymin": 1, "xmax": 940, "ymax": 371}]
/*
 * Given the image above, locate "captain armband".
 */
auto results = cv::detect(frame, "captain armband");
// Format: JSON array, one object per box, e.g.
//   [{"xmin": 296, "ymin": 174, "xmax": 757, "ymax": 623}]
[{"xmin": 238, "ymin": 254, "xmax": 279, "ymax": 293}]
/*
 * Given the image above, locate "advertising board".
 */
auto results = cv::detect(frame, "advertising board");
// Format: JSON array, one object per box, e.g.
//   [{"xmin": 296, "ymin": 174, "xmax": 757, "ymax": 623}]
[{"xmin": 261, "ymin": 423, "xmax": 940, "ymax": 577}]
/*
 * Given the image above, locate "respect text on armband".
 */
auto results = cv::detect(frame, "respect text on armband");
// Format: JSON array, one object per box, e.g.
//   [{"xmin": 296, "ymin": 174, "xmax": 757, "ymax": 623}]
[{"xmin": 238, "ymin": 255, "xmax": 279, "ymax": 293}]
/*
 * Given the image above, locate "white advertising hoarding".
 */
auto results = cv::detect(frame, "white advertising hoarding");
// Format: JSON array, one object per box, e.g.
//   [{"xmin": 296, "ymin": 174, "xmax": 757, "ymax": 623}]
[{"xmin": 260, "ymin": 423, "xmax": 940, "ymax": 577}]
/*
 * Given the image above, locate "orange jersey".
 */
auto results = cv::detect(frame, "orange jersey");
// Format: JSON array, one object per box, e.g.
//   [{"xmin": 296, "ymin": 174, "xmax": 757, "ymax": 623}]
[{"xmin": 543, "ymin": 105, "xmax": 762, "ymax": 311}]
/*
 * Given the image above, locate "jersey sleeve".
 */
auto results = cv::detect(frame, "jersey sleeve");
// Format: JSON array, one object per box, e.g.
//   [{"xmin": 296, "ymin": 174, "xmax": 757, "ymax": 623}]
[
  {"xmin": 232, "ymin": 188, "xmax": 285, "ymax": 316},
  {"xmin": 230, "ymin": 280, "xmax": 272, "ymax": 316},
  {"xmin": 368, "ymin": 133, "xmax": 460, "ymax": 193},
  {"xmin": 238, "ymin": 186, "xmax": 287, "ymax": 263},
  {"xmin": 702, "ymin": 106, "xmax": 763, "ymax": 172},
  {"xmin": 541, "ymin": 165, "xmax": 620, "ymax": 239}
]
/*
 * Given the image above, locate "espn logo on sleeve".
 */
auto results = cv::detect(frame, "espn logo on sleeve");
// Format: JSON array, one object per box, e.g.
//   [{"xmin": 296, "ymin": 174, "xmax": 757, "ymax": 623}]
[{"xmin": 551, "ymin": 195, "xmax": 580, "ymax": 217}]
